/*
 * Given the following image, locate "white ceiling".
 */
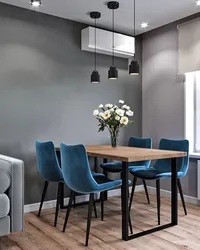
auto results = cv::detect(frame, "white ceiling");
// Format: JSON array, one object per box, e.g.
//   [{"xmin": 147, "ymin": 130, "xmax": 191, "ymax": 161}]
[{"xmin": 0, "ymin": 0, "xmax": 199, "ymax": 35}]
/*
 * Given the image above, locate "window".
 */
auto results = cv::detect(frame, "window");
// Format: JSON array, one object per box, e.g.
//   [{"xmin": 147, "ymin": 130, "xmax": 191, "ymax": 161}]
[{"xmin": 185, "ymin": 71, "xmax": 200, "ymax": 153}]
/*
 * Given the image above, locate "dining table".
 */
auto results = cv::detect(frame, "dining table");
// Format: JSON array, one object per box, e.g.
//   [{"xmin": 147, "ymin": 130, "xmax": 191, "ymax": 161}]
[{"xmin": 56, "ymin": 145, "xmax": 187, "ymax": 241}]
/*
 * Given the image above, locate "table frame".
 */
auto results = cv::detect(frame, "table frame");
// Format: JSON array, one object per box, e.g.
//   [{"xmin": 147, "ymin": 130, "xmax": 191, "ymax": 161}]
[
  {"xmin": 121, "ymin": 158, "xmax": 177, "ymax": 240},
  {"xmin": 57, "ymin": 147, "xmax": 180, "ymax": 241}
]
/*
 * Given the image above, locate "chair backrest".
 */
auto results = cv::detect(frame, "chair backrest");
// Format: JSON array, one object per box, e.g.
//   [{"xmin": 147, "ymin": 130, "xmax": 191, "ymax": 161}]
[
  {"xmin": 128, "ymin": 137, "xmax": 152, "ymax": 167},
  {"xmin": 60, "ymin": 143, "xmax": 98, "ymax": 194},
  {"xmin": 153, "ymin": 138, "xmax": 189, "ymax": 175},
  {"xmin": 35, "ymin": 140, "xmax": 63, "ymax": 182}
]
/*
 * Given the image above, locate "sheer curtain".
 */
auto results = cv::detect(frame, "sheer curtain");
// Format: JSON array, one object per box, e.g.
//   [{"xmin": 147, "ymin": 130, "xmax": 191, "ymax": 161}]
[
  {"xmin": 196, "ymin": 72, "xmax": 200, "ymax": 151},
  {"xmin": 178, "ymin": 18, "xmax": 200, "ymax": 74},
  {"xmin": 185, "ymin": 71, "xmax": 200, "ymax": 152}
]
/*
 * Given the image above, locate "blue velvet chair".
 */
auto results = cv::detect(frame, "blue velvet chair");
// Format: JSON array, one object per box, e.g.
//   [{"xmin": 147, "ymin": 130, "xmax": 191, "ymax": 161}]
[
  {"xmin": 35, "ymin": 140, "xmax": 64, "ymax": 227},
  {"xmin": 129, "ymin": 138, "xmax": 189, "ymax": 225},
  {"xmin": 101, "ymin": 137, "xmax": 152, "ymax": 203},
  {"xmin": 60, "ymin": 143, "xmax": 126, "ymax": 246}
]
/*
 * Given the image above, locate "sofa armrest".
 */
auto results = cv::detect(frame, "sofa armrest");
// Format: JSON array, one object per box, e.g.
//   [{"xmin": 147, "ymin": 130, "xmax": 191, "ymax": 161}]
[{"xmin": 0, "ymin": 155, "xmax": 24, "ymax": 232}]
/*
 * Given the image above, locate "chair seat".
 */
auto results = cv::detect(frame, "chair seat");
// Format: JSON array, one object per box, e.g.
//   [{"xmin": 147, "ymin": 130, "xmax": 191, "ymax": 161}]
[
  {"xmin": 91, "ymin": 171, "xmax": 104, "ymax": 177},
  {"xmin": 94, "ymin": 174, "xmax": 131, "ymax": 185},
  {"xmin": 129, "ymin": 166, "xmax": 148, "ymax": 173},
  {"xmin": 101, "ymin": 162, "xmax": 148, "ymax": 174},
  {"xmin": 130, "ymin": 168, "xmax": 185, "ymax": 180},
  {"xmin": 93, "ymin": 175, "xmax": 114, "ymax": 184},
  {"xmin": 101, "ymin": 162, "xmax": 122, "ymax": 173}
]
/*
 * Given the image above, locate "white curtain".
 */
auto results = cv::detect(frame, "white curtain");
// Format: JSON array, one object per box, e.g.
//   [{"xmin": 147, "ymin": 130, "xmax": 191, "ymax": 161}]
[{"xmin": 178, "ymin": 18, "xmax": 200, "ymax": 73}]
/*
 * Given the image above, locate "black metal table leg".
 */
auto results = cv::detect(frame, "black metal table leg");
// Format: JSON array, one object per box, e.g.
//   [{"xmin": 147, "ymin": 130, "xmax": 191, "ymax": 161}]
[
  {"xmin": 121, "ymin": 161, "xmax": 129, "ymax": 240},
  {"xmin": 94, "ymin": 157, "xmax": 98, "ymax": 173},
  {"xmin": 103, "ymin": 158, "xmax": 108, "ymax": 201},
  {"xmin": 125, "ymin": 156, "xmax": 179, "ymax": 241},
  {"xmin": 171, "ymin": 158, "xmax": 178, "ymax": 225}
]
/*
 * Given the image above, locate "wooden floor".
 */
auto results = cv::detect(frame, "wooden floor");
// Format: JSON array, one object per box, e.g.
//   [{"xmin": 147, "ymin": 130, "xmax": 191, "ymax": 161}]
[{"xmin": 1, "ymin": 192, "xmax": 200, "ymax": 250}]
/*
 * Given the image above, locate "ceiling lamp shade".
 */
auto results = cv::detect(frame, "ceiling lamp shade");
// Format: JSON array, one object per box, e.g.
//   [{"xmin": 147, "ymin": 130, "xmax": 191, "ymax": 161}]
[
  {"xmin": 31, "ymin": 0, "xmax": 41, "ymax": 7},
  {"xmin": 129, "ymin": 59, "xmax": 139, "ymax": 75},
  {"xmin": 129, "ymin": 0, "xmax": 140, "ymax": 76},
  {"xmin": 91, "ymin": 70, "xmax": 100, "ymax": 83},
  {"xmin": 108, "ymin": 66, "xmax": 118, "ymax": 79},
  {"xmin": 90, "ymin": 11, "xmax": 101, "ymax": 83},
  {"xmin": 107, "ymin": 1, "xmax": 119, "ymax": 80}
]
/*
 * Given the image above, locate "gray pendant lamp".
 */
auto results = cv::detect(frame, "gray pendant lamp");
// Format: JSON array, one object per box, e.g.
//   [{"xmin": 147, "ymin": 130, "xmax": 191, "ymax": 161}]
[
  {"xmin": 129, "ymin": 0, "xmax": 140, "ymax": 75},
  {"xmin": 90, "ymin": 12, "xmax": 101, "ymax": 83},
  {"xmin": 108, "ymin": 1, "xmax": 119, "ymax": 80}
]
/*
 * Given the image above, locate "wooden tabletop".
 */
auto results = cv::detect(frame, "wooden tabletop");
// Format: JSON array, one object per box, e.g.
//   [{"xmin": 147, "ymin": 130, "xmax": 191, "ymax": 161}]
[{"xmin": 56, "ymin": 145, "xmax": 187, "ymax": 162}]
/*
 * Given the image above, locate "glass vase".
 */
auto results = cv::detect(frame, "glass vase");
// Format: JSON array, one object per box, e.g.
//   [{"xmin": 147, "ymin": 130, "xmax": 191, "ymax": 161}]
[{"xmin": 108, "ymin": 127, "xmax": 120, "ymax": 148}]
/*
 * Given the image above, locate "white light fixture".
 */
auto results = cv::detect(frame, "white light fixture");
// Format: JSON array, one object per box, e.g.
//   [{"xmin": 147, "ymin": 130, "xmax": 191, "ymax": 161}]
[
  {"xmin": 141, "ymin": 22, "xmax": 148, "ymax": 28},
  {"xmin": 31, "ymin": 0, "xmax": 41, "ymax": 7},
  {"xmin": 196, "ymin": 0, "xmax": 200, "ymax": 6}
]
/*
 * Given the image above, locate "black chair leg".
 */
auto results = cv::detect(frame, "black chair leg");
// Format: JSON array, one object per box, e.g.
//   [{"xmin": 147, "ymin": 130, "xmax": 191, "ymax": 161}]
[
  {"xmin": 63, "ymin": 191, "xmax": 74, "ymax": 232},
  {"xmin": 93, "ymin": 201, "xmax": 98, "ymax": 218},
  {"xmin": 38, "ymin": 181, "xmax": 49, "ymax": 217},
  {"xmin": 73, "ymin": 193, "xmax": 76, "ymax": 208},
  {"xmin": 103, "ymin": 170, "xmax": 108, "ymax": 201},
  {"xmin": 156, "ymin": 179, "xmax": 161, "ymax": 225},
  {"xmin": 100, "ymin": 192, "xmax": 104, "ymax": 221},
  {"xmin": 177, "ymin": 178, "xmax": 187, "ymax": 215},
  {"xmin": 85, "ymin": 193, "xmax": 94, "ymax": 247},
  {"xmin": 54, "ymin": 182, "xmax": 62, "ymax": 227},
  {"xmin": 129, "ymin": 176, "xmax": 137, "ymax": 211},
  {"xmin": 142, "ymin": 179, "xmax": 150, "ymax": 204}
]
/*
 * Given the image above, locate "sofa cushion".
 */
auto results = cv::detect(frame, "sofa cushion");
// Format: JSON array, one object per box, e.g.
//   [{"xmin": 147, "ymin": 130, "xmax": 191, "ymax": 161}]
[
  {"xmin": 0, "ymin": 170, "xmax": 11, "ymax": 193},
  {"xmin": 0, "ymin": 194, "xmax": 10, "ymax": 218},
  {"xmin": 0, "ymin": 216, "xmax": 10, "ymax": 236}
]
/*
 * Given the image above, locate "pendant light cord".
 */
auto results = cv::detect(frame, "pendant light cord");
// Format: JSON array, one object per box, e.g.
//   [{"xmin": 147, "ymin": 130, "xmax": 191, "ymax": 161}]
[
  {"xmin": 95, "ymin": 18, "xmax": 97, "ymax": 71},
  {"xmin": 112, "ymin": 8, "xmax": 115, "ymax": 66},
  {"xmin": 134, "ymin": 0, "xmax": 136, "ymax": 37},
  {"xmin": 134, "ymin": 0, "xmax": 136, "ymax": 60}
]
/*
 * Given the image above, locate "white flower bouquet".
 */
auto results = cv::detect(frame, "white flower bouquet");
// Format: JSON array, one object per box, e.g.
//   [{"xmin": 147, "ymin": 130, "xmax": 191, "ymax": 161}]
[{"xmin": 93, "ymin": 100, "xmax": 134, "ymax": 147}]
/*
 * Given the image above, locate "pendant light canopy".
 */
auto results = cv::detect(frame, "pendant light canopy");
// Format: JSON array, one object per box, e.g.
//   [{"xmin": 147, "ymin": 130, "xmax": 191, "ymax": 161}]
[
  {"xmin": 129, "ymin": 0, "xmax": 140, "ymax": 76},
  {"xmin": 90, "ymin": 12, "xmax": 101, "ymax": 83},
  {"xmin": 108, "ymin": 1, "xmax": 119, "ymax": 80}
]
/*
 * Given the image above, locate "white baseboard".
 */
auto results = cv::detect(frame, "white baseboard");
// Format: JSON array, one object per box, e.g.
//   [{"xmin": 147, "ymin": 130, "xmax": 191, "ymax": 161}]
[
  {"xmin": 147, "ymin": 186, "xmax": 200, "ymax": 206},
  {"xmin": 24, "ymin": 185, "xmax": 144, "ymax": 213}
]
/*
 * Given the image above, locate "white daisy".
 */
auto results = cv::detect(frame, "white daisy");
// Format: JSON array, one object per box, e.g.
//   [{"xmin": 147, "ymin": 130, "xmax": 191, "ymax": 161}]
[
  {"xmin": 105, "ymin": 104, "xmax": 113, "ymax": 109},
  {"xmin": 126, "ymin": 110, "xmax": 134, "ymax": 116},
  {"xmin": 93, "ymin": 110, "xmax": 99, "ymax": 116},
  {"xmin": 125, "ymin": 106, "xmax": 130, "ymax": 110},
  {"xmin": 103, "ymin": 111, "xmax": 111, "ymax": 120},
  {"xmin": 120, "ymin": 116, "xmax": 129, "ymax": 126},
  {"xmin": 119, "ymin": 100, "xmax": 124, "ymax": 104},
  {"xmin": 122, "ymin": 105, "xmax": 130, "ymax": 110},
  {"xmin": 115, "ymin": 109, "xmax": 125, "ymax": 117},
  {"xmin": 115, "ymin": 115, "xmax": 120, "ymax": 121},
  {"xmin": 99, "ymin": 104, "xmax": 103, "ymax": 108}
]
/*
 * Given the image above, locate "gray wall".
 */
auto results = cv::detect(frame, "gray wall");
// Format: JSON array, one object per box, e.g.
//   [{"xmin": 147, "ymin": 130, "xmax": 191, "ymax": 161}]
[
  {"xmin": 0, "ymin": 3, "xmax": 142, "ymax": 204},
  {"xmin": 142, "ymin": 21, "xmax": 198, "ymax": 197}
]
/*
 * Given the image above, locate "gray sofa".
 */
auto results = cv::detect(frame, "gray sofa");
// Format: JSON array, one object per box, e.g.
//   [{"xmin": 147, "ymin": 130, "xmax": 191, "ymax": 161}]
[{"xmin": 0, "ymin": 155, "xmax": 24, "ymax": 236}]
